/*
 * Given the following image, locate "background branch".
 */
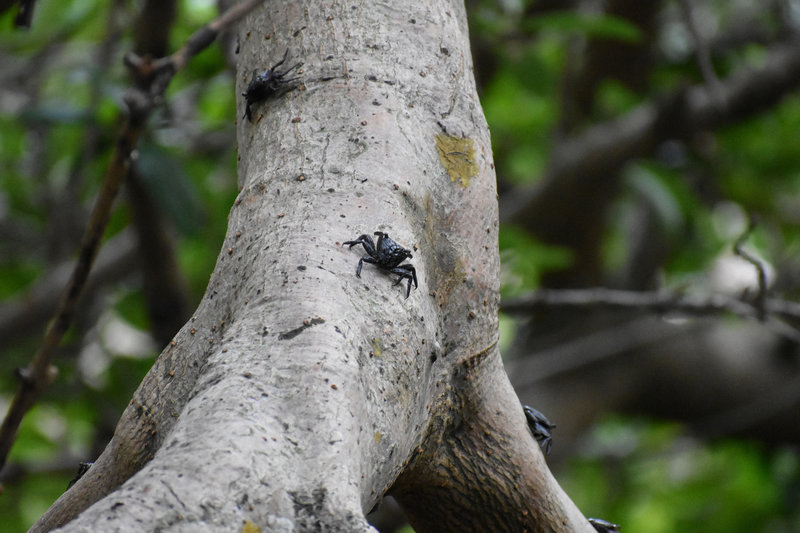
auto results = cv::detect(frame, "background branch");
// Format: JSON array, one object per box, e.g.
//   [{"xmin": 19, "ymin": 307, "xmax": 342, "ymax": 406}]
[
  {"xmin": 0, "ymin": 230, "xmax": 138, "ymax": 345},
  {"xmin": 0, "ymin": 0, "xmax": 265, "ymax": 474},
  {"xmin": 501, "ymin": 38, "xmax": 800, "ymax": 223},
  {"xmin": 502, "ymin": 287, "xmax": 800, "ymax": 342}
]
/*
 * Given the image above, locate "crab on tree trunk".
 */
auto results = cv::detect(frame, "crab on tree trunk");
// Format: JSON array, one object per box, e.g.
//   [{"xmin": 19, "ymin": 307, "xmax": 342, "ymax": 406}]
[
  {"xmin": 343, "ymin": 231, "xmax": 418, "ymax": 299},
  {"xmin": 29, "ymin": 1, "xmax": 596, "ymax": 531}
]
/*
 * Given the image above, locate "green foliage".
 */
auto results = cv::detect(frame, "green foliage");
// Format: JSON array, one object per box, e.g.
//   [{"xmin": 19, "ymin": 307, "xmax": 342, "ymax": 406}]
[
  {"xmin": 196, "ymin": 72, "xmax": 237, "ymax": 126},
  {"xmin": 482, "ymin": 68, "xmax": 554, "ymax": 183},
  {"xmin": 499, "ymin": 225, "xmax": 573, "ymax": 296},
  {"xmin": 113, "ymin": 290, "xmax": 151, "ymax": 332},
  {"xmin": 0, "ymin": 259, "xmax": 40, "ymax": 300},
  {"xmin": 523, "ymin": 11, "xmax": 643, "ymax": 43},
  {"xmin": 563, "ymin": 417, "xmax": 800, "ymax": 533},
  {"xmin": 0, "ymin": 1, "xmax": 237, "ymax": 529},
  {"xmin": 136, "ymin": 143, "xmax": 207, "ymax": 236},
  {"xmin": 594, "ymin": 79, "xmax": 641, "ymax": 117},
  {"xmin": 473, "ymin": 2, "xmax": 800, "ymax": 531},
  {"xmin": 481, "ymin": 41, "xmax": 561, "ymax": 185},
  {"xmin": 717, "ymin": 94, "xmax": 800, "ymax": 216},
  {"xmin": 604, "ymin": 161, "xmax": 726, "ymax": 279},
  {"xmin": 0, "ymin": 471, "xmax": 73, "ymax": 533}
]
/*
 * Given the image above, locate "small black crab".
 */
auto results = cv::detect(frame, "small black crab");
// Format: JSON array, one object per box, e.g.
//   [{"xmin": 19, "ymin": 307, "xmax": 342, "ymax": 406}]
[
  {"xmin": 523, "ymin": 405, "xmax": 556, "ymax": 456},
  {"xmin": 343, "ymin": 231, "xmax": 418, "ymax": 298},
  {"xmin": 588, "ymin": 518, "xmax": 621, "ymax": 532},
  {"xmin": 67, "ymin": 461, "xmax": 93, "ymax": 489},
  {"xmin": 242, "ymin": 48, "xmax": 303, "ymax": 122}
]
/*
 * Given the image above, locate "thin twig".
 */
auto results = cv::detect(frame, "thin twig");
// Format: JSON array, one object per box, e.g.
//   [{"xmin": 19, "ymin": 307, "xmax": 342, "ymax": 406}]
[
  {"xmin": 0, "ymin": 0, "xmax": 264, "ymax": 473},
  {"xmin": 502, "ymin": 287, "xmax": 753, "ymax": 316},
  {"xmin": 0, "ymin": 230, "xmax": 137, "ymax": 345},
  {"xmin": 732, "ymin": 215, "xmax": 767, "ymax": 321},
  {"xmin": 501, "ymin": 287, "xmax": 800, "ymax": 342},
  {"xmin": 676, "ymin": 0, "xmax": 725, "ymax": 107}
]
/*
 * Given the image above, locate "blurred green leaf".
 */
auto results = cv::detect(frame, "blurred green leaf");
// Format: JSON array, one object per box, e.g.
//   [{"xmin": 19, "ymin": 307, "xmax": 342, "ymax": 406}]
[
  {"xmin": 499, "ymin": 226, "xmax": 573, "ymax": 296},
  {"xmin": 717, "ymin": 94, "xmax": 800, "ymax": 217},
  {"xmin": 0, "ymin": 260, "xmax": 40, "ymax": 299},
  {"xmin": 3, "ymin": 472, "xmax": 73, "ymax": 533},
  {"xmin": 595, "ymin": 79, "xmax": 641, "ymax": 117},
  {"xmin": 523, "ymin": 11, "xmax": 643, "ymax": 43},
  {"xmin": 197, "ymin": 73, "xmax": 236, "ymax": 127},
  {"xmin": 482, "ymin": 67, "xmax": 556, "ymax": 184},
  {"xmin": 8, "ymin": 405, "xmax": 62, "ymax": 464},
  {"xmin": 113, "ymin": 290, "xmax": 151, "ymax": 332},
  {"xmin": 136, "ymin": 143, "xmax": 206, "ymax": 235},
  {"xmin": 564, "ymin": 417, "xmax": 796, "ymax": 533}
]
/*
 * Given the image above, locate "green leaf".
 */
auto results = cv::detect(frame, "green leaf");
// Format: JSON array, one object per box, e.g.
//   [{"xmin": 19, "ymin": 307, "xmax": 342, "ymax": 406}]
[
  {"xmin": 523, "ymin": 11, "xmax": 643, "ymax": 43},
  {"xmin": 499, "ymin": 226, "xmax": 573, "ymax": 296},
  {"xmin": 135, "ymin": 143, "xmax": 206, "ymax": 236}
]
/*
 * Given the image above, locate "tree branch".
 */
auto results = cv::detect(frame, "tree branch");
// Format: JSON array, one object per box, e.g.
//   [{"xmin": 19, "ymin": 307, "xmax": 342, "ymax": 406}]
[
  {"xmin": 677, "ymin": 0, "xmax": 724, "ymax": 102},
  {"xmin": 0, "ymin": 0, "xmax": 265, "ymax": 475},
  {"xmin": 127, "ymin": 0, "xmax": 190, "ymax": 347},
  {"xmin": 0, "ymin": 230, "xmax": 137, "ymax": 346},
  {"xmin": 501, "ymin": 287, "xmax": 800, "ymax": 343},
  {"xmin": 732, "ymin": 216, "xmax": 768, "ymax": 320},
  {"xmin": 501, "ymin": 37, "xmax": 800, "ymax": 223}
]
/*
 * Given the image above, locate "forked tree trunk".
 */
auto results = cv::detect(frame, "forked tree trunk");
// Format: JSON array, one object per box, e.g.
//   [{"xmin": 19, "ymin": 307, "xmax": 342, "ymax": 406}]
[{"xmin": 31, "ymin": 1, "xmax": 592, "ymax": 531}]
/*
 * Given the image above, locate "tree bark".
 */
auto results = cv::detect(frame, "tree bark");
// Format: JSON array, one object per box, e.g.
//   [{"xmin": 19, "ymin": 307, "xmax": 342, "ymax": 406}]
[{"xmin": 31, "ymin": 1, "xmax": 592, "ymax": 531}]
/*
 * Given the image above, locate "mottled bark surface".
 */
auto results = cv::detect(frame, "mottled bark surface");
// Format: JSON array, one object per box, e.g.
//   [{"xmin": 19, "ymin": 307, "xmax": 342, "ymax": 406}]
[{"xmin": 32, "ymin": 1, "xmax": 592, "ymax": 531}]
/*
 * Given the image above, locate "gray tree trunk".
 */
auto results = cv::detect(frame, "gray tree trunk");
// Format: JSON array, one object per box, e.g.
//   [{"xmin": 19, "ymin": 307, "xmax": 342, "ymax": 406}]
[{"xmin": 31, "ymin": 1, "xmax": 593, "ymax": 531}]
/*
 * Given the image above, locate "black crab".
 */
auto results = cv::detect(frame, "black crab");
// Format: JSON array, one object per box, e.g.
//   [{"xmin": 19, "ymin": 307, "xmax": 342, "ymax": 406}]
[
  {"xmin": 241, "ymin": 48, "xmax": 303, "ymax": 122},
  {"xmin": 343, "ymin": 231, "xmax": 418, "ymax": 298},
  {"xmin": 523, "ymin": 405, "xmax": 556, "ymax": 456}
]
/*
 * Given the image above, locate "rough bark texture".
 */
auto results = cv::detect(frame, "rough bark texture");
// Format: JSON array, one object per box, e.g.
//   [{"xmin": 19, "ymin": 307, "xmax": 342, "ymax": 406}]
[{"xmin": 32, "ymin": 1, "xmax": 592, "ymax": 531}]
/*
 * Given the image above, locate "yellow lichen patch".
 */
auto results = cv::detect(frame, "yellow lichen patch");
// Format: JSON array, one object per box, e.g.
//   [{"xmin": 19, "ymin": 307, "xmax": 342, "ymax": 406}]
[
  {"xmin": 371, "ymin": 337, "xmax": 383, "ymax": 358},
  {"xmin": 435, "ymin": 134, "xmax": 477, "ymax": 188},
  {"xmin": 242, "ymin": 520, "xmax": 261, "ymax": 533},
  {"xmin": 374, "ymin": 432, "xmax": 382, "ymax": 444}
]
